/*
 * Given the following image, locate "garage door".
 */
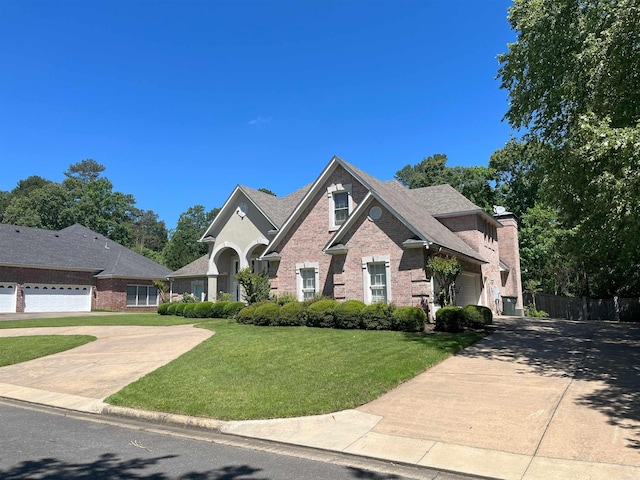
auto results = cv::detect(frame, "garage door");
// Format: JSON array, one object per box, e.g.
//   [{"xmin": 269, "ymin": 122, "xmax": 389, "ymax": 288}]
[
  {"xmin": 456, "ymin": 273, "xmax": 481, "ymax": 307},
  {"xmin": 23, "ymin": 284, "xmax": 92, "ymax": 313},
  {"xmin": 0, "ymin": 284, "xmax": 17, "ymax": 313}
]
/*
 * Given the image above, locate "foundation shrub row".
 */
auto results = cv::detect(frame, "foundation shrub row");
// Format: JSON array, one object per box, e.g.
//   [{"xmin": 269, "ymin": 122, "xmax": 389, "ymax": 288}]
[
  {"xmin": 435, "ymin": 305, "xmax": 493, "ymax": 333},
  {"xmin": 157, "ymin": 300, "xmax": 245, "ymax": 319}
]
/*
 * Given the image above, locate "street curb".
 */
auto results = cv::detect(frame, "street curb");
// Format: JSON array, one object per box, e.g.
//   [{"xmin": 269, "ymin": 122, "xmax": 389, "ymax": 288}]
[{"xmin": 102, "ymin": 405, "xmax": 225, "ymax": 433}]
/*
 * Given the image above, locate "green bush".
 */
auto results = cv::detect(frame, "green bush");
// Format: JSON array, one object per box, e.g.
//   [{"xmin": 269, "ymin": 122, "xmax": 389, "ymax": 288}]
[
  {"xmin": 277, "ymin": 301, "xmax": 305, "ymax": 326},
  {"xmin": 435, "ymin": 306, "xmax": 465, "ymax": 332},
  {"xmin": 236, "ymin": 304, "xmax": 258, "ymax": 324},
  {"xmin": 272, "ymin": 293, "xmax": 298, "ymax": 306},
  {"xmin": 183, "ymin": 303, "xmax": 197, "ymax": 318},
  {"xmin": 361, "ymin": 303, "xmax": 394, "ymax": 330},
  {"xmin": 194, "ymin": 301, "xmax": 214, "ymax": 318},
  {"xmin": 223, "ymin": 301, "xmax": 246, "ymax": 318},
  {"xmin": 253, "ymin": 302, "xmax": 280, "ymax": 326},
  {"xmin": 525, "ymin": 303, "xmax": 549, "ymax": 317},
  {"xmin": 209, "ymin": 301, "xmax": 229, "ymax": 318},
  {"xmin": 479, "ymin": 305, "xmax": 493, "ymax": 325},
  {"xmin": 462, "ymin": 305, "xmax": 493, "ymax": 328},
  {"xmin": 157, "ymin": 303, "xmax": 171, "ymax": 315},
  {"xmin": 392, "ymin": 306, "xmax": 427, "ymax": 332},
  {"xmin": 166, "ymin": 303, "xmax": 179, "ymax": 315},
  {"xmin": 305, "ymin": 299, "xmax": 338, "ymax": 328},
  {"xmin": 334, "ymin": 300, "xmax": 365, "ymax": 329},
  {"xmin": 174, "ymin": 303, "xmax": 187, "ymax": 316}
]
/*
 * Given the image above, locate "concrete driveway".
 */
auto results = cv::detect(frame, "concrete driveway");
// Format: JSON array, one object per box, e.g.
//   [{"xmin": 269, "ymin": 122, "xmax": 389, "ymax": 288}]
[{"xmin": 0, "ymin": 323, "xmax": 212, "ymax": 412}]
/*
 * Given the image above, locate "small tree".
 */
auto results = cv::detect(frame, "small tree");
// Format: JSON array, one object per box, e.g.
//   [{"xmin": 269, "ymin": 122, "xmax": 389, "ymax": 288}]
[
  {"xmin": 426, "ymin": 256, "xmax": 462, "ymax": 307},
  {"xmin": 235, "ymin": 267, "xmax": 271, "ymax": 304}
]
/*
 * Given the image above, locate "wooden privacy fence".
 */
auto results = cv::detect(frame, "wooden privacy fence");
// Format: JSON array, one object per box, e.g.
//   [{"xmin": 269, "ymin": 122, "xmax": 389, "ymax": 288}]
[{"xmin": 523, "ymin": 293, "xmax": 640, "ymax": 322}]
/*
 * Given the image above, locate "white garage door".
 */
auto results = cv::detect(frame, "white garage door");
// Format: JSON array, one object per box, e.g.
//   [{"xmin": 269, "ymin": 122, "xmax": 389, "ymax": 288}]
[
  {"xmin": 0, "ymin": 284, "xmax": 17, "ymax": 313},
  {"xmin": 456, "ymin": 273, "xmax": 481, "ymax": 307},
  {"xmin": 23, "ymin": 284, "xmax": 92, "ymax": 313}
]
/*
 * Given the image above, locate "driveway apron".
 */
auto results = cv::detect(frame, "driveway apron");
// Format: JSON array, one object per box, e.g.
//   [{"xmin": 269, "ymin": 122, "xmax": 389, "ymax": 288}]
[{"xmin": 0, "ymin": 325, "xmax": 212, "ymax": 411}]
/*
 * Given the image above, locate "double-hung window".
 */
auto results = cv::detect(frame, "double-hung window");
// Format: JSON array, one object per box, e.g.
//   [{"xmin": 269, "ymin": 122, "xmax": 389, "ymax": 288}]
[
  {"xmin": 361, "ymin": 255, "xmax": 392, "ymax": 304},
  {"xmin": 296, "ymin": 262, "xmax": 319, "ymax": 301},
  {"xmin": 327, "ymin": 183, "xmax": 353, "ymax": 230},
  {"xmin": 126, "ymin": 285, "xmax": 159, "ymax": 307}
]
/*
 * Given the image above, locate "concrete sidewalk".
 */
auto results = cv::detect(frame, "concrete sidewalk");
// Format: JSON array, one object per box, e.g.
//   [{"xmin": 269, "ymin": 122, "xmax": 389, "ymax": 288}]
[{"xmin": 1, "ymin": 317, "xmax": 639, "ymax": 479}]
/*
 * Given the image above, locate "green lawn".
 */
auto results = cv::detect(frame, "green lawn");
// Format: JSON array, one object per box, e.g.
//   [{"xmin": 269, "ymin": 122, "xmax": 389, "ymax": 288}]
[
  {"xmin": 0, "ymin": 335, "xmax": 96, "ymax": 367},
  {"xmin": 0, "ymin": 313, "xmax": 195, "ymax": 329},
  {"xmin": 106, "ymin": 320, "xmax": 484, "ymax": 420}
]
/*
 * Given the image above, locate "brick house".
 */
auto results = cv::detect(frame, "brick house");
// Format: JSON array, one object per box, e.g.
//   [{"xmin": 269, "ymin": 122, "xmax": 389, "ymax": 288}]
[
  {"xmin": 0, "ymin": 223, "xmax": 172, "ymax": 313},
  {"xmin": 174, "ymin": 156, "xmax": 523, "ymax": 316}
]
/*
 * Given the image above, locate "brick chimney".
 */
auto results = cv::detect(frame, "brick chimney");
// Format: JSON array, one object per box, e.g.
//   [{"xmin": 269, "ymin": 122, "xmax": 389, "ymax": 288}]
[{"xmin": 496, "ymin": 211, "xmax": 524, "ymax": 316}]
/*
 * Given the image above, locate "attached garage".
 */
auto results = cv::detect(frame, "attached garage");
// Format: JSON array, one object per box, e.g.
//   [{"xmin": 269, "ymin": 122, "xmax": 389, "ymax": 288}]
[
  {"xmin": 23, "ymin": 284, "xmax": 92, "ymax": 313},
  {"xmin": 0, "ymin": 284, "xmax": 17, "ymax": 313},
  {"xmin": 456, "ymin": 273, "xmax": 481, "ymax": 307}
]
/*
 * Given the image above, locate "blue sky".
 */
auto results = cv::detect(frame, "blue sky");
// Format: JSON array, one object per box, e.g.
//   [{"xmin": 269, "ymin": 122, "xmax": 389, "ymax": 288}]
[{"xmin": 0, "ymin": 0, "xmax": 516, "ymax": 230}]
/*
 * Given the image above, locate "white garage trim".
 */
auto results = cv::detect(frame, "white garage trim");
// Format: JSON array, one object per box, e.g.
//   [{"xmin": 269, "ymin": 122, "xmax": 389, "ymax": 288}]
[
  {"xmin": 23, "ymin": 284, "xmax": 92, "ymax": 313},
  {"xmin": 0, "ymin": 284, "xmax": 17, "ymax": 313},
  {"xmin": 456, "ymin": 273, "xmax": 481, "ymax": 307}
]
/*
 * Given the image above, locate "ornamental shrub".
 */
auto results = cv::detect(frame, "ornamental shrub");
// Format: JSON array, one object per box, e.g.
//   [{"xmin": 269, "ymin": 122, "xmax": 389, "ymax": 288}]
[
  {"xmin": 273, "ymin": 293, "xmax": 298, "ymax": 306},
  {"xmin": 174, "ymin": 303, "xmax": 187, "ymax": 316},
  {"xmin": 157, "ymin": 303, "xmax": 171, "ymax": 315},
  {"xmin": 183, "ymin": 303, "xmax": 197, "ymax": 318},
  {"xmin": 305, "ymin": 299, "xmax": 338, "ymax": 328},
  {"xmin": 236, "ymin": 304, "xmax": 258, "ymax": 324},
  {"xmin": 209, "ymin": 301, "xmax": 229, "ymax": 318},
  {"xmin": 167, "ymin": 303, "xmax": 179, "ymax": 315},
  {"xmin": 223, "ymin": 301, "xmax": 246, "ymax": 318},
  {"xmin": 361, "ymin": 303, "xmax": 394, "ymax": 330},
  {"xmin": 253, "ymin": 302, "xmax": 280, "ymax": 326},
  {"xmin": 435, "ymin": 306, "xmax": 465, "ymax": 332},
  {"xmin": 194, "ymin": 301, "xmax": 214, "ymax": 318},
  {"xmin": 392, "ymin": 306, "xmax": 427, "ymax": 332},
  {"xmin": 462, "ymin": 305, "xmax": 493, "ymax": 328},
  {"xmin": 277, "ymin": 301, "xmax": 305, "ymax": 326},
  {"xmin": 334, "ymin": 300, "xmax": 366, "ymax": 329}
]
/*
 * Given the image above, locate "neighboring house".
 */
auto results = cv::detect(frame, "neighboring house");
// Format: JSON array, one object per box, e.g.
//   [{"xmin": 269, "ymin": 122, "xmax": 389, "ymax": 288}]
[
  {"xmin": 172, "ymin": 156, "xmax": 524, "ymax": 316},
  {"xmin": 0, "ymin": 223, "xmax": 172, "ymax": 313}
]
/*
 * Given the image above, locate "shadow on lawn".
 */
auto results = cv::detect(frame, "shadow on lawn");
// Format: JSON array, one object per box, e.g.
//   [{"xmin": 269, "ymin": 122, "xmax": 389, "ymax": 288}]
[{"xmin": 458, "ymin": 317, "xmax": 640, "ymax": 450}]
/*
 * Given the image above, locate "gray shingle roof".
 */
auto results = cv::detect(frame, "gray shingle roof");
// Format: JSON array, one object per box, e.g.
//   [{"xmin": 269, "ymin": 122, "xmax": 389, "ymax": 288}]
[
  {"xmin": 240, "ymin": 184, "xmax": 312, "ymax": 228},
  {"xmin": 169, "ymin": 253, "xmax": 208, "ymax": 278},
  {"xmin": 0, "ymin": 223, "xmax": 172, "ymax": 279}
]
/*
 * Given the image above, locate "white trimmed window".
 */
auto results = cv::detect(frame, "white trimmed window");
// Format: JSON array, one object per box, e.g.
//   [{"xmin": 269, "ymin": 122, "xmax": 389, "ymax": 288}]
[
  {"xmin": 327, "ymin": 183, "xmax": 353, "ymax": 230},
  {"xmin": 362, "ymin": 255, "xmax": 392, "ymax": 304},
  {"xmin": 126, "ymin": 285, "xmax": 159, "ymax": 307},
  {"xmin": 296, "ymin": 262, "xmax": 319, "ymax": 301},
  {"xmin": 191, "ymin": 280, "xmax": 205, "ymax": 301}
]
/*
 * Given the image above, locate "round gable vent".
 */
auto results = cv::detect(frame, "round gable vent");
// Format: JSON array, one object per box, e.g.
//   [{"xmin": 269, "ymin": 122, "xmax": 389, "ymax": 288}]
[{"xmin": 369, "ymin": 206, "xmax": 382, "ymax": 220}]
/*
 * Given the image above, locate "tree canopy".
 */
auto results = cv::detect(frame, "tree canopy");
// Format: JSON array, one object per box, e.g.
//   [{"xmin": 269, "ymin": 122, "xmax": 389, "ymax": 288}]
[{"xmin": 498, "ymin": 0, "xmax": 640, "ymax": 296}]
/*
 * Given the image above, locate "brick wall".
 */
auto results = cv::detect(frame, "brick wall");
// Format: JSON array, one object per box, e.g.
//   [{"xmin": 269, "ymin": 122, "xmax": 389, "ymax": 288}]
[{"xmin": 496, "ymin": 214, "xmax": 524, "ymax": 312}]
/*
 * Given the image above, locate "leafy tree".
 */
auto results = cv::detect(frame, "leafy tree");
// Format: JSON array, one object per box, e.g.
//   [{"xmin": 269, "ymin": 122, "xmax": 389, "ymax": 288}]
[
  {"xmin": 3, "ymin": 182, "xmax": 72, "ymax": 230},
  {"xmin": 235, "ymin": 267, "xmax": 271, "ymax": 304},
  {"xmin": 425, "ymin": 256, "xmax": 462, "ymax": 307},
  {"xmin": 64, "ymin": 159, "xmax": 105, "ymax": 183},
  {"xmin": 162, "ymin": 205, "xmax": 218, "ymax": 270},
  {"xmin": 0, "ymin": 190, "xmax": 9, "ymax": 222},
  {"xmin": 131, "ymin": 209, "xmax": 168, "ymax": 252},
  {"xmin": 395, "ymin": 154, "xmax": 496, "ymax": 211},
  {"xmin": 498, "ymin": 0, "xmax": 640, "ymax": 296}
]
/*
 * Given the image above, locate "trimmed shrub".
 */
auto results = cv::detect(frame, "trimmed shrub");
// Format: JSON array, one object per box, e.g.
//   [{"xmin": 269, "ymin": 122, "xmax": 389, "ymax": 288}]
[
  {"xmin": 305, "ymin": 299, "xmax": 338, "ymax": 328},
  {"xmin": 253, "ymin": 302, "xmax": 280, "ymax": 326},
  {"xmin": 392, "ymin": 306, "xmax": 427, "ymax": 332},
  {"xmin": 167, "ymin": 303, "xmax": 179, "ymax": 315},
  {"xmin": 223, "ymin": 301, "xmax": 246, "ymax": 318},
  {"xmin": 273, "ymin": 293, "xmax": 298, "ymax": 306},
  {"xmin": 236, "ymin": 304, "xmax": 258, "ymax": 324},
  {"xmin": 361, "ymin": 303, "xmax": 394, "ymax": 330},
  {"xmin": 209, "ymin": 301, "xmax": 229, "ymax": 318},
  {"xmin": 277, "ymin": 301, "xmax": 305, "ymax": 326},
  {"xmin": 463, "ymin": 305, "xmax": 493, "ymax": 328},
  {"xmin": 194, "ymin": 301, "xmax": 214, "ymax": 318},
  {"xmin": 174, "ymin": 303, "xmax": 187, "ymax": 316},
  {"xmin": 183, "ymin": 303, "xmax": 197, "ymax": 318},
  {"xmin": 435, "ymin": 306, "xmax": 465, "ymax": 332},
  {"xmin": 334, "ymin": 300, "xmax": 366, "ymax": 329},
  {"xmin": 157, "ymin": 303, "xmax": 171, "ymax": 315}
]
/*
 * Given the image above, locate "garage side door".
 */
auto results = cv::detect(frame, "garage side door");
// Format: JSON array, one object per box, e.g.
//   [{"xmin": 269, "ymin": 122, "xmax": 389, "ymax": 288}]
[
  {"xmin": 0, "ymin": 284, "xmax": 17, "ymax": 313},
  {"xmin": 23, "ymin": 285, "xmax": 92, "ymax": 313},
  {"xmin": 456, "ymin": 273, "xmax": 481, "ymax": 307}
]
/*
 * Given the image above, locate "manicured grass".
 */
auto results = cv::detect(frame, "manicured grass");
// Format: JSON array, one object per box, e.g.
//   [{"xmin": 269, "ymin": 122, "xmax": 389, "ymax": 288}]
[
  {"xmin": 0, "ymin": 335, "xmax": 96, "ymax": 367},
  {"xmin": 0, "ymin": 313, "xmax": 195, "ymax": 329},
  {"xmin": 106, "ymin": 320, "xmax": 484, "ymax": 420}
]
